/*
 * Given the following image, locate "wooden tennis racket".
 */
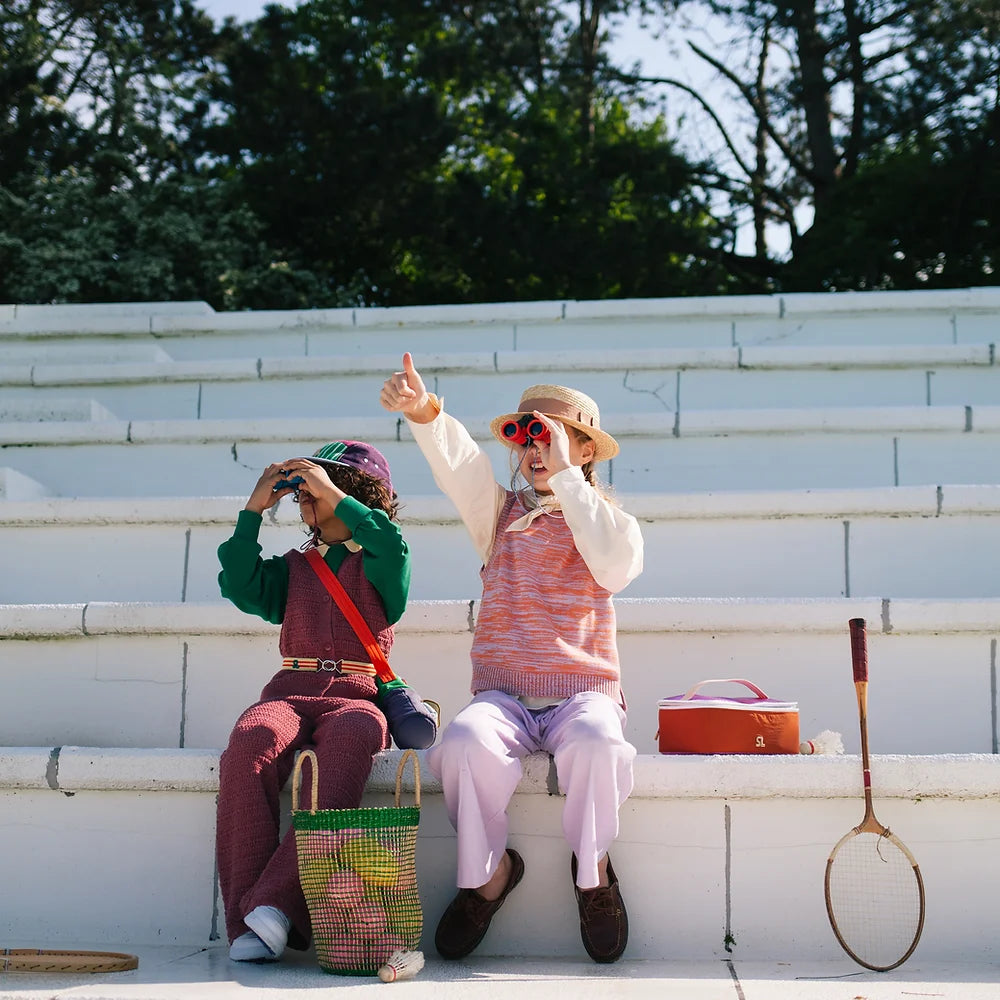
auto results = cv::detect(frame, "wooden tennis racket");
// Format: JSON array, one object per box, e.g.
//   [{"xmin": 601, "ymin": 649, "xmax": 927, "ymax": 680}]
[
  {"xmin": 1, "ymin": 949, "xmax": 138, "ymax": 973},
  {"xmin": 824, "ymin": 617, "xmax": 925, "ymax": 971}
]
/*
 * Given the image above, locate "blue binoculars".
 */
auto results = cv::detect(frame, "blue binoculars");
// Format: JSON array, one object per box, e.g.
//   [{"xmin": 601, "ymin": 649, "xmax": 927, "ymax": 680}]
[
  {"xmin": 500, "ymin": 413, "xmax": 550, "ymax": 446},
  {"xmin": 272, "ymin": 475, "xmax": 305, "ymax": 493}
]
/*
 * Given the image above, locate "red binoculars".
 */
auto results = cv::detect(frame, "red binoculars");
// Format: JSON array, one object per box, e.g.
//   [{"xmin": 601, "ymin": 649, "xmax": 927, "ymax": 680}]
[{"xmin": 500, "ymin": 413, "xmax": 550, "ymax": 446}]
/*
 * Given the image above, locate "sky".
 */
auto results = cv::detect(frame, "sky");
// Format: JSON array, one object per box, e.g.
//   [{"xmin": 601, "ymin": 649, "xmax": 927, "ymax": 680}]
[
  {"xmin": 197, "ymin": 0, "xmax": 696, "ymax": 76},
  {"xmin": 195, "ymin": 1, "xmax": 803, "ymax": 256},
  {"xmin": 201, "ymin": 0, "xmax": 267, "ymax": 17}
]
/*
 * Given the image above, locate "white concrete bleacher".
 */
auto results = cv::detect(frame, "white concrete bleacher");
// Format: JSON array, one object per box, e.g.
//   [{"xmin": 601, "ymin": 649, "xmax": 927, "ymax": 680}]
[
  {"xmin": 1, "ymin": 289, "xmax": 999, "ymax": 966},
  {"xmin": 6, "ymin": 485, "xmax": 1000, "ymax": 605}
]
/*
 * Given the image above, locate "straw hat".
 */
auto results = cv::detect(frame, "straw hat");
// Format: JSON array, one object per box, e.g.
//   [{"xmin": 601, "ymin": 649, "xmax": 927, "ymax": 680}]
[{"xmin": 490, "ymin": 384, "xmax": 619, "ymax": 462}]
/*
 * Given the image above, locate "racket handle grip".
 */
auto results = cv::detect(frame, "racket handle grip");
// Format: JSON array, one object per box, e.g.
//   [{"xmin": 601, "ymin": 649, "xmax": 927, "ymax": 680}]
[{"xmin": 849, "ymin": 618, "xmax": 868, "ymax": 683}]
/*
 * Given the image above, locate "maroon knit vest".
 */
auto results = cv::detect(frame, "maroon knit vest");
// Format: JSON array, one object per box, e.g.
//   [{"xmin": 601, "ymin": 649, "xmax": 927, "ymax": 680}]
[{"xmin": 279, "ymin": 548, "xmax": 394, "ymax": 661}]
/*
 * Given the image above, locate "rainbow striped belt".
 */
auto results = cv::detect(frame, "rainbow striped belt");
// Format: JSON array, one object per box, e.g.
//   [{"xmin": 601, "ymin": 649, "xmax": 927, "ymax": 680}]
[{"xmin": 280, "ymin": 657, "xmax": 375, "ymax": 676}]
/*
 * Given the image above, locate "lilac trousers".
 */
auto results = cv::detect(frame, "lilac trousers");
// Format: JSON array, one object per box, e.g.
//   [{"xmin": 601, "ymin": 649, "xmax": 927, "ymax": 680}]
[{"xmin": 426, "ymin": 689, "xmax": 635, "ymax": 890}]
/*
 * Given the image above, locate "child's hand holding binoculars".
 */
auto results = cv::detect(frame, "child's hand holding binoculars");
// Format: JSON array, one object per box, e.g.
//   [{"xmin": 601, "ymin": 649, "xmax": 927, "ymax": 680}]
[{"xmin": 527, "ymin": 411, "xmax": 573, "ymax": 476}]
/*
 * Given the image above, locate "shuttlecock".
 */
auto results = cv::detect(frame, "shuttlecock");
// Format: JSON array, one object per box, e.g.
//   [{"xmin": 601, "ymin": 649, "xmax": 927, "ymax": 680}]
[
  {"xmin": 377, "ymin": 949, "xmax": 424, "ymax": 982},
  {"xmin": 799, "ymin": 730, "xmax": 844, "ymax": 755}
]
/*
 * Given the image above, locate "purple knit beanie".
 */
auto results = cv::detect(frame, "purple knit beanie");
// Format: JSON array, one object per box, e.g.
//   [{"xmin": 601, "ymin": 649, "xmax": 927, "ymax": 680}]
[{"xmin": 311, "ymin": 441, "xmax": 393, "ymax": 495}]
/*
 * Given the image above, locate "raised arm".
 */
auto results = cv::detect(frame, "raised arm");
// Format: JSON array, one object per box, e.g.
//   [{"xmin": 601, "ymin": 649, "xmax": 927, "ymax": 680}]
[{"xmin": 381, "ymin": 352, "xmax": 505, "ymax": 565}]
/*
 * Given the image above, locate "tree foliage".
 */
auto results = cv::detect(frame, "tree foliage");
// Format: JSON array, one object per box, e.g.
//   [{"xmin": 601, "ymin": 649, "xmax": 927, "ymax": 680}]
[
  {"xmin": 201, "ymin": 0, "xmax": 734, "ymax": 305},
  {"xmin": 635, "ymin": 0, "xmax": 1000, "ymax": 287},
  {"xmin": 1, "ymin": 0, "xmax": 997, "ymax": 306},
  {"xmin": 0, "ymin": 0, "xmax": 270, "ymax": 306}
]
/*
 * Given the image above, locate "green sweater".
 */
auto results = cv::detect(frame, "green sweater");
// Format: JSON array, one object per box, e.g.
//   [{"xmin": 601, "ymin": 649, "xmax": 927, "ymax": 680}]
[{"xmin": 217, "ymin": 496, "xmax": 410, "ymax": 625}]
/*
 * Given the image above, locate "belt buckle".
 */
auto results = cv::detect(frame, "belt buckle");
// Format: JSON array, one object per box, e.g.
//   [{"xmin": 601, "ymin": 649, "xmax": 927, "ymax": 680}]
[{"xmin": 317, "ymin": 659, "xmax": 342, "ymax": 674}]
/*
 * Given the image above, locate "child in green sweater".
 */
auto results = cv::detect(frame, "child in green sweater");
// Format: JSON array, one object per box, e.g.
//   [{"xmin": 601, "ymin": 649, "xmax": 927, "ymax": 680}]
[{"xmin": 216, "ymin": 441, "xmax": 409, "ymax": 962}]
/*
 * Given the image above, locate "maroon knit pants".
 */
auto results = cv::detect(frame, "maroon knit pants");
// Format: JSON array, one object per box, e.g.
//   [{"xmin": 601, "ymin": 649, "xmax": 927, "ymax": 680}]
[{"xmin": 216, "ymin": 673, "xmax": 389, "ymax": 949}]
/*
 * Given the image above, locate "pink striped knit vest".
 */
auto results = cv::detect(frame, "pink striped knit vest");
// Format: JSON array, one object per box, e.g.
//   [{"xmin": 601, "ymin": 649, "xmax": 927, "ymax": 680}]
[
  {"xmin": 470, "ymin": 492, "xmax": 621, "ymax": 702},
  {"xmin": 280, "ymin": 548, "xmax": 393, "ymax": 661}
]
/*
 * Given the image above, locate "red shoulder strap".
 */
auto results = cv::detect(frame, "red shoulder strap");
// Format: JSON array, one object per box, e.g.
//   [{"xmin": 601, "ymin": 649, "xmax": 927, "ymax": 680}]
[{"xmin": 303, "ymin": 547, "xmax": 395, "ymax": 683}]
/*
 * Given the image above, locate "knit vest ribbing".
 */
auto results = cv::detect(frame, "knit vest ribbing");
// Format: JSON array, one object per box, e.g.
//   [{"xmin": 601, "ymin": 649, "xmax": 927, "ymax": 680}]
[
  {"xmin": 280, "ymin": 548, "xmax": 393, "ymax": 661},
  {"xmin": 470, "ymin": 492, "xmax": 621, "ymax": 701}
]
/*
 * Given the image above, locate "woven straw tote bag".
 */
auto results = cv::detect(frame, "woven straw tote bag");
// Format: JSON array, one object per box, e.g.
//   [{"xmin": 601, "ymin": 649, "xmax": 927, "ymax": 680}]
[{"xmin": 292, "ymin": 748, "xmax": 422, "ymax": 975}]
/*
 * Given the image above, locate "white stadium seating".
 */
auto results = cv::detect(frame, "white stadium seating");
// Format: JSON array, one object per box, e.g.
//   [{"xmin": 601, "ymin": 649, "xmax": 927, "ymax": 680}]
[{"xmin": 2, "ymin": 288, "xmax": 999, "ymax": 963}]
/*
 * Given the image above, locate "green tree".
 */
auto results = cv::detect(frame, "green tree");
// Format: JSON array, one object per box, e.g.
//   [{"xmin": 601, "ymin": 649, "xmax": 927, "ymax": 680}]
[
  {"xmin": 624, "ymin": 0, "xmax": 1000, "ymax": 288},
  {"xmin": 200, "ymin": 0, "xmax": 461, "ymax": 307},
  {"xmin": 206, "ymin": 0, "xmax": 733, "ymax": 305},
  {"xmin": 0, "ymin": 0, "xmax": 279, "ymax": 306},
  {"xmin": 415, "ymin": 0, "xmax": 737, "ymax": 300},
  {"xmin": 1, "ymin": 1, "xmax": 85, "ymax": 191},
  {"xmin": 0, "ymin": 170, "xmax": 271, "ymax": 304},
  {"xmin": 790, "ymin": 110, "xmax": 1000, "ymax": 290},
  {"xmin": 1, "ymin": 0, "xmax": 756, "ymax": 307}
]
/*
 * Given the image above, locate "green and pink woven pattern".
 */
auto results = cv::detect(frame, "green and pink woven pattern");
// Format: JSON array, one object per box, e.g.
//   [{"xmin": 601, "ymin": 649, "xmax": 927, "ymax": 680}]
[{"xmin": 292, "ymin": 749, "xmax": 422, "ymax": 976}]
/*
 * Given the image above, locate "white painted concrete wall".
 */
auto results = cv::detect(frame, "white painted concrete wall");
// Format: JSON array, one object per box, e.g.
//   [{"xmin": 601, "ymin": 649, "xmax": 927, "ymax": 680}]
[
  {"xmin": 3, "ymin": 598, "xmax": 998, "ymax": 755},
  {"xmin": 4, "ymin": 487, "xmax": 1000, "ymax": 603},
  {"xmin": 1, "ymin": 748, "xmax": 997, "ymax": 960}
]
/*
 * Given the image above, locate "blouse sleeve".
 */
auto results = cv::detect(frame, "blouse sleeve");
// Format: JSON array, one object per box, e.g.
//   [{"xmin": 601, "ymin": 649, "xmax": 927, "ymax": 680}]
[
  {"xmin": 548, "ymin": 466, "xmax": 644, "ymax": 594},
  {"xmin": 405, "ymin": 399, "xmax": 507, "ymax": 565}
]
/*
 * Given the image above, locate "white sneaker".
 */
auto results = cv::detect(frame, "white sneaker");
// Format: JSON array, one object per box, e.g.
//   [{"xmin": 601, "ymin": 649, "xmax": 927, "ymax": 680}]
[
  {"xmin": 229, "ymin": 931, "xmax": 276, "ymax": 962},
  {"xmin": 243, "ymin": 905, "xmax": 291, "ymax": 960}
]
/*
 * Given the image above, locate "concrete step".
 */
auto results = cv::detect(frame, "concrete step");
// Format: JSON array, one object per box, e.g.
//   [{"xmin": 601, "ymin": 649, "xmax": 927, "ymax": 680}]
[
  {"xmin": 3, "ymin": 486, "xmax": 1000, "ymax": 604},
  {"xmin": 3, "ymin": 300, "xmax": 214, "ymax": 320},
  {"xmin": 2, "ymin": 953, "xmax": 997, "ymax": 1000},
  {"xmin": 0, "ymin": 398, "xmax": 118, "ymax": 422},
  {"xmin": 3, "ymin": 289, "xmax": 998, "ymax": 362},
  {"xmin": 3, "ymin": 597, "xmax": 998, "ymax": 755},
  {"xmin": 0, "ymin": 341, "xmax": 174, "ymax": 368},
  {"xmin": 3, "ymin": 405, "xmax": 1000, "ymax": 497},
  {"xmin": 3, "ymin": 344, "xmax": 1000, "ymax": 422},
  {"xmin": 1, "ymin": 745, "xmax": 996, "ymax": 963},
  {"xmin": 0, "ymin": 467, "xmax": 49, "ymax": 501}
]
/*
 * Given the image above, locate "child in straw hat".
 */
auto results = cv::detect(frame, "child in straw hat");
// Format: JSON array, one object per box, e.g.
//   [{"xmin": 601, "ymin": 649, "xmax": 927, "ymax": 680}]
[
  {"xmin": 380, "ymin": 354, "xmax": 643, "ymax": 964},
  {"xmin": 215, "ymin": 442, "xmax": 409, "ymax": 962}
]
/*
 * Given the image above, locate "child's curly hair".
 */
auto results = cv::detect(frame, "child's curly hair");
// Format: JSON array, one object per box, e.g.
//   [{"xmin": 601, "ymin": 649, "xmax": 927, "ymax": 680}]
[{"xmin": 320, "ymin": 463, "xmax": 401, "ymax": 521}]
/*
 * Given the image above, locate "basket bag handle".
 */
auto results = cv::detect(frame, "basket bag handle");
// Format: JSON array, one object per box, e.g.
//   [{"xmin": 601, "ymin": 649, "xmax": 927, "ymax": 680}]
[
  {"xmin": 679, "ymin": 678, "xmax": 770, "ymax": 700},
  {"xmin": 291, "ymin": 747, "xmax": 422, "ymax": 813}
]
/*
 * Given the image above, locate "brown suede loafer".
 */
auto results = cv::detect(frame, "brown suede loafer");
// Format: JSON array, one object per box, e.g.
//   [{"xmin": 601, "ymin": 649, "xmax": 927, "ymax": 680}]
[
  {"xmin": 435, "ymin": 848, "xmax": 525, "ymax": 960},
  {"xmin": 571, "ymin": 853, "xmax": 629, "ymax": 963}
]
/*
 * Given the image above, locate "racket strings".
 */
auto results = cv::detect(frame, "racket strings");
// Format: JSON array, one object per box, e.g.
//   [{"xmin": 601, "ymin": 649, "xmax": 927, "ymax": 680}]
[{"xmin": 826, "ymin": 831, "xmax": 923, "ymax": 971}]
